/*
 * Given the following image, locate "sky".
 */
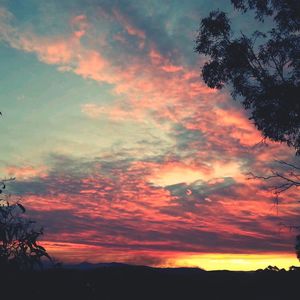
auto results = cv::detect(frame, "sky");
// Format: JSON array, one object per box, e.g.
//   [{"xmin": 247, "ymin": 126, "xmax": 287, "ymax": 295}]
[{"xmin": 0, "ymin": 0, "xmax": 299, "ymax": 271}]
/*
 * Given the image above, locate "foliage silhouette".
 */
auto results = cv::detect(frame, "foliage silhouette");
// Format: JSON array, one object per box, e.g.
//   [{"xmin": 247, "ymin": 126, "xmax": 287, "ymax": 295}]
[
  {"xmin": 296, "ymin": 235, "xmax": 300, "ymax": 261},
  {"xmin": 195, "ymin": 0, "xmax": 300, "ymax": 154},
  {"xmin": 0, "ymin": 179, "xmax": 52, "ymax": 270},
  {"xmin": 195, "ymin": 0, "xmax": 300, "ymax": 260}
]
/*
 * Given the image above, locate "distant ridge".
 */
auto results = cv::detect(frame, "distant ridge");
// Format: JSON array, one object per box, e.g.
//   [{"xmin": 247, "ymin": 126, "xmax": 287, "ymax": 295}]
[
  {"xmin": 57, "ymin": 262, "xmax": 206, "ymax": 273},
  {"xmin": 63, "ymin": 262, "xmax": 132, "ymax": 270}
]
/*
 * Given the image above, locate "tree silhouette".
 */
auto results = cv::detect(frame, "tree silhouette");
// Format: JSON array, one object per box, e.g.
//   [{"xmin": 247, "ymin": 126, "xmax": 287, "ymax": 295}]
[
  {"xmin": 295, "ymin": 235, "xmax": 300, "ymax": 261},
  {"xmin": 195, "ymin": 0, "xmax": 300, "ymax": 259},
  {"xmin": 0, "ymin": 179, "xmax": 52, "ymax": 271},
  {"xmin": 195, "ymin": 0, "xmax": 300, "ymax": 154}
]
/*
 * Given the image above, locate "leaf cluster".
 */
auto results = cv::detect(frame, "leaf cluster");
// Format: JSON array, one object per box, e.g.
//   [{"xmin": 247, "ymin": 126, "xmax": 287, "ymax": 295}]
[{"xmin": 195, "ymin": 0, "xmax": 300, "ymax": 153}]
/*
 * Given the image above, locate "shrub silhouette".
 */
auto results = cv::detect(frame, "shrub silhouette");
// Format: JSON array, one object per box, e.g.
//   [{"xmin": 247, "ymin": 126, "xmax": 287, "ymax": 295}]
[{"xmin": 0, "ymin": 179, "xmax": 52, "ymax": 270}]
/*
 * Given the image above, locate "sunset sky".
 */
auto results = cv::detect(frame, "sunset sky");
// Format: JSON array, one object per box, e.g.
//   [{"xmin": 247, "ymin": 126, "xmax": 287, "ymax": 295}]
[{"xmin": 0, "ymin": 0, "xmax": 299, "ymax": 270}]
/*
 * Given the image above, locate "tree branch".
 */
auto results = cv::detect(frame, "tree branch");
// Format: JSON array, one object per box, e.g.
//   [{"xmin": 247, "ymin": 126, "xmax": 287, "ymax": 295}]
[{"xmin": 247, "ymin": 161, "xmax": 300, "ymax": 196}]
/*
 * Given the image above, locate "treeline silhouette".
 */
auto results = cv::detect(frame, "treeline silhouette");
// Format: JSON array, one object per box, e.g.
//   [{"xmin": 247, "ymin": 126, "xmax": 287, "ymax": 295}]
[{"xmin": 1, "ymin": 264, "xmax": 300, "ymax": 300}]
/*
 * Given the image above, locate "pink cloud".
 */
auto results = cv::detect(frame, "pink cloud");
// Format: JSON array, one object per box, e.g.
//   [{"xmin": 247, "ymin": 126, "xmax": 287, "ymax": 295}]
[
  {"xmin": 12, "ymin": 153, "xmax": 297, "ymax": 264},
  {"xmin": 74, "ymin": 50, "xmax": 109, "ymax": 81},
  {"xmin": 18, "ymin": 34, "xmax": 77, "ymax": 64},
  {"xmin": 70, "ymin": 14, "xmax": 90, "ymax": 38},
  {"xmin": 5, "ymin": 165, "xmax": 47, "ymax": 180},
  {"xmin": 161, "ymin": 64, "xmax": 184, "ymax": 73},
  {"xmin": 0, "ymin": 8, "xmax": 218, "ymax": 127},
  {"xmin": 112, "ymin": 9, "xmax": 146, "ymax": 41}
]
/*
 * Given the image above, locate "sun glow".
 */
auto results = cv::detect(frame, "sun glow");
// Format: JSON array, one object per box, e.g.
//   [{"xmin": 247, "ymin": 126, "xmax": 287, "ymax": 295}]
[
  {"xmin": 42, "ymin": 241, "xmax": 300, "ymax": 271},
  {"xmin": 150, "ymin": 161, "xmax": 242, "ymax": 187},
  {"xmin": 172, "ymin": 253, "xmax": 300, "ymax": 271}
]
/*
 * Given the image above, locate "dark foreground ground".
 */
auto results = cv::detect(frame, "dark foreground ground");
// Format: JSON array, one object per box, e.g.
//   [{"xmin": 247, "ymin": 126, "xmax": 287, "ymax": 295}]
[{"xmin": 1, "ymin": 264, "xmax": 299, "ymax": 300}]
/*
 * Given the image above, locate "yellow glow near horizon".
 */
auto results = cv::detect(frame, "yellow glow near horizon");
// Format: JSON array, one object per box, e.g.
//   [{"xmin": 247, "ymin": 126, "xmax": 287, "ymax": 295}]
[
  {"xmin": 151, "ymin": 167, "xmax": 205, "ymax": 186},
  {"xmin": 42, "ymin": 241, "xmax": 300, "ymax": 271},
  {"xmin": 150, "ymin": 161, "xmax": 242, "ymax": 187},
  {"xmin": 171, "ymin": 253, "xmax": 300, "ymax": 271}
]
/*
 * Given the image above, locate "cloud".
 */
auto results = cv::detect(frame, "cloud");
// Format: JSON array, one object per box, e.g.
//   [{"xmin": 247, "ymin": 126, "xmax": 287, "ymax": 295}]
[
  {"xmin": 70, "ymin": 14, "xmax": 90, "ymax": 38},
  {"xmin": 4, "ymin": 165, "xmax": 48, "ymax": 180},
  {"xmin": 0, "ymin": 3, "xmax": 298, "ymax": 266},
  {"xmin": 6, "ymin": 152, "xmax": 297, "ymax": 264},
  {"xmin": 112, "ymin": 8, "xmax": 146, "ymax": 44}
]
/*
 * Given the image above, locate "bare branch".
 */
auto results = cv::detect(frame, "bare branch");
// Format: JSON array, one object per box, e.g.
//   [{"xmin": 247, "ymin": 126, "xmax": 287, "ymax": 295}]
[
  {"xmin": 247, "ymin": 160, "xmax": 300, "ymax": 196},
  {"xmin": 275, "ymin": 160, "xmax": 300, "ymax": 171}
]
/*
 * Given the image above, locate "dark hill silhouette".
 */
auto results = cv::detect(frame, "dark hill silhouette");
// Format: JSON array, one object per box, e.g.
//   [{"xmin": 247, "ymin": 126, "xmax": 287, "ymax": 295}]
[
  {"xmin": 1, "ymin": 264, "xmax": 300, "ymax": 300},
  {"xmin": 62, "ymin": 261, "xmax": 132, "ymax": 270},
  {"xmin": 61, "ymin": 261, "xmax": 206, "ymax": 273}
]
